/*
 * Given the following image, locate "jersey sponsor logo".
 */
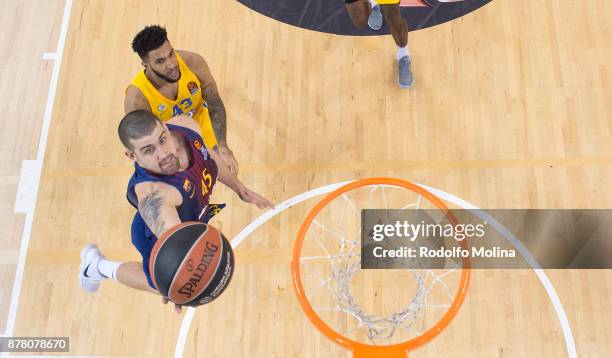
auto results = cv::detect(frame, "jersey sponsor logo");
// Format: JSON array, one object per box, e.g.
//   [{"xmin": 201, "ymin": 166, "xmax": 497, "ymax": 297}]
[
  {"xmin": 237, "ymin": 0, "xmax": 490, "ymax": 35},
  {"xmin": 187, "ymin": 81, "xmax": 200, "ymax": 96}
]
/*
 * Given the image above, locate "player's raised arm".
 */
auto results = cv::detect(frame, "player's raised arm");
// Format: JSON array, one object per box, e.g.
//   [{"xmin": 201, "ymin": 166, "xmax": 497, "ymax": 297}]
[
  {"xmin": 181, "ymin": 50, "xmax": 239, "ymax": 174},
  {"xmin": 208, "ymin": 149, "xmax": 274, "ymax": 210}
]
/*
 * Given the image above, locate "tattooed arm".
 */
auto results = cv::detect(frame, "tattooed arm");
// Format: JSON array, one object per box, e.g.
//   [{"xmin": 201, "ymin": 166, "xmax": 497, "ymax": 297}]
[
  {"xmin": 134, "ymin": 181, "xmax": 185, "ymax": 313},
  {"xmin": 201, "ymin": 77, "xmax": 227, "ymax": 148},
  {"xmin": 179, "ymin": 50, "xmax": 239, "ymax": 175},
  {"xmin": 134, "ymin": 181, "xmax": 183, "ymax": 238}
]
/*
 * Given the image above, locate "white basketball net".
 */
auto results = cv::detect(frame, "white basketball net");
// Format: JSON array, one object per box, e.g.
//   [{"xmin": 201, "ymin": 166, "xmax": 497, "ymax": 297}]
[{"xmin": 298, "ymin": 185, "xmax": 462, "ymax": 345}]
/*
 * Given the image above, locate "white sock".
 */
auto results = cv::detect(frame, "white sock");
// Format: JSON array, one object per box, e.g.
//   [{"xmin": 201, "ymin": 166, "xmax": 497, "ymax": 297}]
[
  {"xmin": 397, "ymin": 46, "xmax": 410, "ymax": 61},
  {"xmin": 369, "ymin": 0, "xmax": 378, "ymax": 9},
  {"xmin": 97, "ymin": 259, "xmax": 122, "ymax": 280}
]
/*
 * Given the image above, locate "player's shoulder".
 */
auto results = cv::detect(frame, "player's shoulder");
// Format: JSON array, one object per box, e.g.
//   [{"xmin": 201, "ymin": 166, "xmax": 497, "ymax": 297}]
[
  {"xmin": 126, "ymin": 84, "xmax": 145, "ymax": 96},
  {"xmin": 124, "ymin": 85, "xmax": 150, "ymax": 112},
  {"xmin": 177, "ymin": 50, "xmax": 207, "ymax": 69},
  {"xmin": 167, "ymin": 115, "xmax": 201, "ymax": 135}
]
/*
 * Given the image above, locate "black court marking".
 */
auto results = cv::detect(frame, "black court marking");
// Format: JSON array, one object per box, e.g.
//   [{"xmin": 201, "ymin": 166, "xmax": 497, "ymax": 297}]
[{"xmin": 237, "ymin": 0, "xmax": 492, "ymax": 35}]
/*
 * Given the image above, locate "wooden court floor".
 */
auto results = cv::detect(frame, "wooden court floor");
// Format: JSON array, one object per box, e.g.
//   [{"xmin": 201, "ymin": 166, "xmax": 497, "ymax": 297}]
[{"xmin": 1, "ymin": 0, "xmax": 611, "ymax": 356}]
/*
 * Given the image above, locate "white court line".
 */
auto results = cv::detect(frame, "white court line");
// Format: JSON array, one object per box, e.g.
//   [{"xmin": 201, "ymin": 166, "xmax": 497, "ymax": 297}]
[
  {"xmin": 14, "ymin": 161, "xmax": 41, "ymax": 213},
  {"xmin": 174, "ymin": 180, "xmax": 577, "ymax": 358},
  {"xmin": 4, "ymin": 0, "xmax": 74, "ymax": 346},
  {"xmin": 42, "ymin": 52, "xmax": 57, "ymax": 60}
]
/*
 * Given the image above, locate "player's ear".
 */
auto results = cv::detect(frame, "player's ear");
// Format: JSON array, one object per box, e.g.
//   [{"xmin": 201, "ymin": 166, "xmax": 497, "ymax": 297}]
[{"xmin": 125, "ymin": 149, "xmax": 136, "ymax": 161}]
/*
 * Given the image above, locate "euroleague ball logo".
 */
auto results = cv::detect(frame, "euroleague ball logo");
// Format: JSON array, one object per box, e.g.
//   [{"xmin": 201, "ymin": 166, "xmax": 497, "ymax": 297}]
[{"xmin": 237, "ymin": 0, "xmax": 492, "ymax": 35}]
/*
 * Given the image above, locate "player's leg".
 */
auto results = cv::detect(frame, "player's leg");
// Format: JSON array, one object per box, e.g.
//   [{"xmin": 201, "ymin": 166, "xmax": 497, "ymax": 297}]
[
  {"xmin": 79, "ymin": 244, "xmax": 157, "ymax": 294},
  {"xmin": 345, "ymin": 0, "xmax": 371, "ymax": 29},
  {"xmin": 381, "ymin": 3, "xmax": 414, "ymax": 88},
  {"xmin": 116, "ymin": 262, "xmax": 158, "ymax": 293},
  {"xmin": 79, "ymin": 214, "xmax": 161, "ymax": 294}
]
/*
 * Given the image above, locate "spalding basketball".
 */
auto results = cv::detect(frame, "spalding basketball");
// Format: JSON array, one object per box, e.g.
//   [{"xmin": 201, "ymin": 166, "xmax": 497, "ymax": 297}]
[{"xmin": 149, "ymin": 222, "xmax": 234, "ymax": 307}]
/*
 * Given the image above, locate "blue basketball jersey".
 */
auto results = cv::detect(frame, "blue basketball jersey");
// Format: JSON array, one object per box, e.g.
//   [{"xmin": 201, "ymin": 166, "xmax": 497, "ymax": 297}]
[{"xmin": 126, "ymin": 124, "xmax": 224, "ymax": 288}]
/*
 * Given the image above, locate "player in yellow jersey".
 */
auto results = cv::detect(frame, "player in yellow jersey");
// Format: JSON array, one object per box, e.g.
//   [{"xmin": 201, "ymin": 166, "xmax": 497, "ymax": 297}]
[
  {"xmin": 125, "ymin": 25, "xmax": 239, "ymax": 174},
  {"xmin": 345, "ymin": 0, "xmax": 414, "ymax": 88}
]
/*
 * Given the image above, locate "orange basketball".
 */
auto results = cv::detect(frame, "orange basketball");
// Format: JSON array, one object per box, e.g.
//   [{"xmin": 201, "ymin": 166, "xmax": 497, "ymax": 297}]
[{"xmin": 149, "ymin": 222, "xmax": 235, "ymax": 307}]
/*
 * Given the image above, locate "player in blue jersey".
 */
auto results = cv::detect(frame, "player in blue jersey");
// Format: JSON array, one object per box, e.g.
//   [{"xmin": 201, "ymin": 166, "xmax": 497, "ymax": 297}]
[{"xmin": 78, "ymin": 110, "xmax": 273, "ymax": 312}]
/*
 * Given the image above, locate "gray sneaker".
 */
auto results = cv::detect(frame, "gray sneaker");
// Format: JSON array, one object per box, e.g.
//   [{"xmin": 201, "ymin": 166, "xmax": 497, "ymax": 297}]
[
  {"xmin": 397, "ymin": 56, "xmax": 415, "ymax": 89},
  {"xmin": 368, "ymin": 4, "xmax": 383, "ymax": 31}
]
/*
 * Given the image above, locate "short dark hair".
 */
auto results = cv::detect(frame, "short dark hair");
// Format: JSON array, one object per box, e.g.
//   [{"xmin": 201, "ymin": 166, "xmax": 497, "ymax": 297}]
[
  {"xmin": 118, "ymin": 110, "xmax": 162, "ymax": 150},
  {"xmin": 131, "ymin": 25, "xmax": 168, "ymax": 59}
]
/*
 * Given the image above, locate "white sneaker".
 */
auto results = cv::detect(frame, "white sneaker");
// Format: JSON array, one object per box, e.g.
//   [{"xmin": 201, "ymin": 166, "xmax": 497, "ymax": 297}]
[{"xmin": 79, "ymin": 244, "xmax": 104, "ymax": 293}]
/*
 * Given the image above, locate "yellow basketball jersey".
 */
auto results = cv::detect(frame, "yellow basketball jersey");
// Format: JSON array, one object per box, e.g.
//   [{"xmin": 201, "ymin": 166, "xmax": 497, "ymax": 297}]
[{"xmin": 128, "ymin": 52, "xmax": 218, "ymax": 147}]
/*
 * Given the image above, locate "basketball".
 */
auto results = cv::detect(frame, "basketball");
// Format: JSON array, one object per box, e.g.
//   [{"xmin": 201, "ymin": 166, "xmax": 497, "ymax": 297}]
[{"xmin": 149, "ymin": 222, "xmax": 235, "ymax": 307}]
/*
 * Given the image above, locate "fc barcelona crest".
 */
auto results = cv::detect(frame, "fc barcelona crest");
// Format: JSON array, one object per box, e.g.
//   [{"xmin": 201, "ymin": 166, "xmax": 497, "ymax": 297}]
[{"xmin": 183, "ymin": 178, "xmax": 193, "ymax": 193}]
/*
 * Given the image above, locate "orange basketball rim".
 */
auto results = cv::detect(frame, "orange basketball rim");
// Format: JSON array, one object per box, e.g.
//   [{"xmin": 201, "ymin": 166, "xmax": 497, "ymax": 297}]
[{"xmin": 291, "ymin": 177, "xmax": 471, "ymax": 358}]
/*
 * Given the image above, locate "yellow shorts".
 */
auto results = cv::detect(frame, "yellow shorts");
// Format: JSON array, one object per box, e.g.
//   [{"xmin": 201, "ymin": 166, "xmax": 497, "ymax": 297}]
[
  {"xmin": 194, "ymin": 106, "xmax": 218, "ymax": 149},
  {"xmin": 376, "ymin": 0, "xmax": 400, "ymax": 4}
]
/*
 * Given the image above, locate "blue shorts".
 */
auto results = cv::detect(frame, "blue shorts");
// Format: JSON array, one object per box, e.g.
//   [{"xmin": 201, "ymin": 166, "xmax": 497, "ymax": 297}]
[{"xmin": 130, "ymin": 213, "xmax": 157, "ymax": 288}]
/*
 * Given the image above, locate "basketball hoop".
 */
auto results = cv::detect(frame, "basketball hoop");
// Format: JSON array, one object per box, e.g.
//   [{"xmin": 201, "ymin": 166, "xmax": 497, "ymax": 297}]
[{"xmin": 291, "ymin": 177, "xmax": 471, "ymax": 357}]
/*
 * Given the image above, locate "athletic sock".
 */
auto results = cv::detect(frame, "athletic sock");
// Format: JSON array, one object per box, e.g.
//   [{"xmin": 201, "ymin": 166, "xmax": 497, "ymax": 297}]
[
  {"xmin": 397, "ymin": 46, "xmax": 410, "ymax": 61},
  {"xmin": 96, "ymin": 259, "xmax": 122, "ymax": 280}
]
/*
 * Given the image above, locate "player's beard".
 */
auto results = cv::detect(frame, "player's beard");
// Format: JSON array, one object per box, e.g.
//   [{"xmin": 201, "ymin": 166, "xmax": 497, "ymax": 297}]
[
  {"xmin": 159, "ymin": 154, "xmax": 180, "ymax": 174},
  {"xmin": 151, "ymin": 66, "xmax": 181, "ymax": 83}
]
